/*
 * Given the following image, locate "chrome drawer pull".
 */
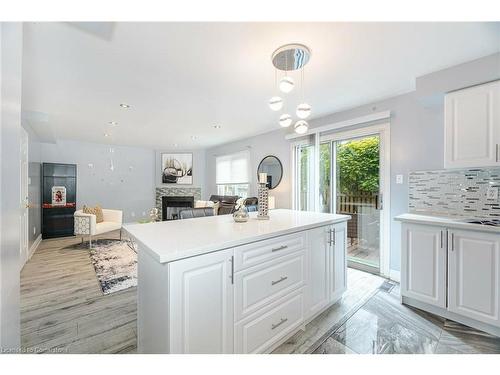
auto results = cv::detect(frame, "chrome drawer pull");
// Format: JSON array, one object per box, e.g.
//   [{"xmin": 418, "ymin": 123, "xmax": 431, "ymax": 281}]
[
  {"xmin": 271, "ymin": 276, "xmax": 288, "ymax": 286},
  {"xmin": 271, "ymin": 245, "xmax": 288, "ymax": 252},
  {"xmin": 271, "ymin": 317, "xmax": 288, "ymax": 330}
]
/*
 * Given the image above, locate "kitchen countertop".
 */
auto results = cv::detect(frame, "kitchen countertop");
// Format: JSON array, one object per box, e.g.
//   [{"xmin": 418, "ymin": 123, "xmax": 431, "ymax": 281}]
[
  {"xmin": 123, "ymin": 209, "xmax": 351, "ymax": 263},
  {"xmin": 394, "ymin": 213, "xmax": 500, "ymax": 234}
]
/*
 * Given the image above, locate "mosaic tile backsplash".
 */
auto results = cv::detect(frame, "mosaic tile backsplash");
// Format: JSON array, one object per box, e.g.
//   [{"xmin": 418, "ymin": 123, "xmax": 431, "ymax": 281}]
[{"xmin": 409, "ymin": 168, "xmax": 500, "ymax": 218}]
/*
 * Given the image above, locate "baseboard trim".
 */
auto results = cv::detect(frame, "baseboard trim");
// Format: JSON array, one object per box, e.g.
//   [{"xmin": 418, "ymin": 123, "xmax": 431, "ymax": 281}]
[
  {"xmin": 389, "ymin": 269, "xmax": 400, "ymax": 283},
  {"xmin": 28, "ymin": 234, "xmax": 42, "ymax": 260}
]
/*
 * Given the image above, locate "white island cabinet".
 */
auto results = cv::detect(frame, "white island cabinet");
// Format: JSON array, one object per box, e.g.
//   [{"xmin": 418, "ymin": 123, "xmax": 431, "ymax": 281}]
[{"xmin": 124, "ymin": 209, "xmax": 350, "ymax": 354}]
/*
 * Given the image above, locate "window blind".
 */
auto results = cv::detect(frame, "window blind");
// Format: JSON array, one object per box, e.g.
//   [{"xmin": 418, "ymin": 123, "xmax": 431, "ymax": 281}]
[{"xmin": 216, "ymin": 150, "xmax": 250, "ymax": 184}]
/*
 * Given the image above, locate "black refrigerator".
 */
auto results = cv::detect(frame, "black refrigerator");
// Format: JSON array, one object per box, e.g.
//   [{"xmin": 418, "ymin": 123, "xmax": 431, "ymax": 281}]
[{"xmin": 42, "ymin": 163, "xmax": 77, "ymax": 239}]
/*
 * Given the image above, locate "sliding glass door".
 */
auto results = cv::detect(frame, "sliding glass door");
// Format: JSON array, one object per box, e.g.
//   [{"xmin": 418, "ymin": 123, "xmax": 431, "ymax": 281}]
[
  {"xmin": 335, "ymin": 135, "xmax": 381, "ymax": 271},
  {"xmin": 294, "ymin": 125, "xmax": 388, "ymax": 275}
]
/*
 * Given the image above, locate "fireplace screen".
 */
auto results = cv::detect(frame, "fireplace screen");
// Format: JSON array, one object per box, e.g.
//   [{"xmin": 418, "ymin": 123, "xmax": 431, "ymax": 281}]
[{"xmin": 162, "ymin": 196, "xmax": 194, "ymax": 220}]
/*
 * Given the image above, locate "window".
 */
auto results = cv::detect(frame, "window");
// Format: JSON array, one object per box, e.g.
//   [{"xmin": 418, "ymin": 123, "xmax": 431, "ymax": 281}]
[{"xmin": 216, "ymin": 150, "xmax": 251, "ymax": 198}]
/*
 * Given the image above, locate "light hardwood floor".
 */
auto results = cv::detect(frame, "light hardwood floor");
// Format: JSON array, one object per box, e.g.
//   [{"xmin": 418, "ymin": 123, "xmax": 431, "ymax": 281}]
[{"xmin": 20, "ymin": 230, "xmax": 136, "ymax": 354}]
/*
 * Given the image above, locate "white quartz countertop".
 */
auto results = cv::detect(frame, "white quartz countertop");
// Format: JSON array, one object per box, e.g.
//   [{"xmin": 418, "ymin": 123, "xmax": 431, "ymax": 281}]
[
  {"xmin": 123, "ymin": 209, "xmax": 350, "ymax": 263},
  {"xmin": 394, "ymin": 213, "xmax": 500, "ymax": 234}
]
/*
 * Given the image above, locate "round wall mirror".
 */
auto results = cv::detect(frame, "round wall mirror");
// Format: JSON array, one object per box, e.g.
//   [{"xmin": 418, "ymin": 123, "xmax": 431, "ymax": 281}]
[{"xmin": 257, "ymin": 155, "xmax": 283, "ymax": 190}]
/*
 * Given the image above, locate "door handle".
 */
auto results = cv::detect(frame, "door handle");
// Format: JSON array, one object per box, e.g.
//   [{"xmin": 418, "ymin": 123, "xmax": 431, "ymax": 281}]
[
  {"xmin": 451, "ymin": 233, "xmax": 454, "ymax": 252},
  {"xmin": 229, "ymin": 256, "xmax": 234, "ymax": 284},
  {"xmin": 440, "ymin": 230, "xmax": 443, "ymax": 249},
  {"xmin": 496, "ymin": 144, "xmax": 499, "ymax": 163},
  {"xmin": 376, "ymin": 193, "xmax": 383, "ymax": 210}
]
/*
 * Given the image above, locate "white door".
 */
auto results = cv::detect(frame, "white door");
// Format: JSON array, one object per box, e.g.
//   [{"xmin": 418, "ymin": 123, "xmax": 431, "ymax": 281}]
[
  {"xmin": 448, "ymin": 229, "xmax": 500, "ymax": 327},
  {"xmin": 401, "ymin": 223, "xmax": 447, "ymax": 308},
  {"xmin": 20, "ymin": 127, "xmax": 29, "ymax": 269},
  {"xmin": 330, "ymin": 222, "xmax": 347, "ymax": 302},
  {"xmin": 168, "ymin": 248, "xmax": 234, "ymax": 353},
  {"xmin": 444, "ymin": 80, "xmax": 500, "ymax": 168},
  {"xmin": 305, "ymin": 226, "xmax": 330, "ymax": 319}
]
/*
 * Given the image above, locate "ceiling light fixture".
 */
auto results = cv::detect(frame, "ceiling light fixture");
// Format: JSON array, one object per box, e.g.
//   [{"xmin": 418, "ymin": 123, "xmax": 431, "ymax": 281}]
[
  {"xmin": 191, "ymin": 136, "xmax": 197, "ymax": 140},
  {"xmin": 268, "ymin": 96, "xmax": 283, "ymax": 111},
  {"xmin": 104, "ymin": 132, "xmax": 110, "ymax": 137},
  {"xmin": 119, "ymin": 103, "xmax": 130, "ymax": 109},
  {"xmin": 269, "ymin": 43, "xmax": 312, "ymax": 134},
  {"xmin": 213, "ymin": 124, "xmax": 222, "ymax": 129},
  {"xmin": 279, "ymin": 113, "xmax": 292, "ymax": 128},
  {"xmin": 109, "ymin": 121, "xmax": 118, "ymax": 126},
  {"xmin": 294, "ymin": 120, "xmax": 309, "ymax": 134}
]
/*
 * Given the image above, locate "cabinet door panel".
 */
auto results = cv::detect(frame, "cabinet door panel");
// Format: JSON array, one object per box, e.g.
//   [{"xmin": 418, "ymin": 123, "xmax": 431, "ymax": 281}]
[
  {"xmin": 445, "ymin": 80, "xmax": 500, "ymax": 168},
  {"xmin": 401, "ymin": 223, "xmax": 447, "ymax": 308},
  {"xmin": 305, "ymin": 226, "xmax": 329, "ymax": 319},
  {"xmin": 168, "ymin": 249, "xmax": 234, "ymax": 353},
  {"xmin": 448, "ymin": 230, "xmax": 500, "ymax": 327},
  {"xmin": 331, "ymin": 222, "xmax": 347, "ymax": 302}
]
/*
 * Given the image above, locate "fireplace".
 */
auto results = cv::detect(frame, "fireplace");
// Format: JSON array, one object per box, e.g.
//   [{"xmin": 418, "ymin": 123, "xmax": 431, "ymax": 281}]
[{"xmin": 162, "ymin": 196, "xmax": 194, "ymax": 220}]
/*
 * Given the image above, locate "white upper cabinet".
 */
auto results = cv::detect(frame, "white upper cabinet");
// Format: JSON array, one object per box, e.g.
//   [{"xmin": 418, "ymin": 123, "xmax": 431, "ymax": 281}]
[
  {"xmin": 444, "ymin": 80, "xmax": 500, "ymax": 168},
  {"xmin": 401, "ymin": 223, "xmax": 447, "ymax": 308},
  {"xmin": 448, "ymin": 229, "xmax": 500, "ymax": 327}
]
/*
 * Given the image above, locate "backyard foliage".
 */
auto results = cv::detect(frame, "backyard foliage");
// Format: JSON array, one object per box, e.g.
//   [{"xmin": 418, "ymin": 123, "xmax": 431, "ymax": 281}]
[{"xmin": 336, "ymin": 136, "xmax": 379, "ymax": 194}]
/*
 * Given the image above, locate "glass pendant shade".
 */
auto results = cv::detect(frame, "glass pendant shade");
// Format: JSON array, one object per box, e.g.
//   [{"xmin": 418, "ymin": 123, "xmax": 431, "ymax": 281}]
[
  {"xmin": 296, "ymin": 103, "xmax": 311, "ymax": 119},
  {"xmin": 279, "ymin": 76, "xmax": 294, "ymax": 93},
  {"xmin": 294, "ymin": 120, "xmax": 308, "ymax": 134},
  {"xmin": 268, "ymin": 96, "xmax": 283, "ymax": 111},
  {"xmin": 279, "ymin": 113, "xmax": 293, "ymax": 128}
]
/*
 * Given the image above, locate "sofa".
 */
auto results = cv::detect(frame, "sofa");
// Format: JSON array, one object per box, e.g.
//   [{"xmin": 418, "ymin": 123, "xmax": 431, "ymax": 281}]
[{"xmin": 208, "ymin": 195, "xmax": 239, "ymax": 215}]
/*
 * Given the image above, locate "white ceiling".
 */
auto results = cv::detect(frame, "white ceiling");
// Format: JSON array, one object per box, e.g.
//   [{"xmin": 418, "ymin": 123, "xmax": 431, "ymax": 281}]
[{"xmin": 22, "ymin": 22, "xmax": 500, "ymax": 149}]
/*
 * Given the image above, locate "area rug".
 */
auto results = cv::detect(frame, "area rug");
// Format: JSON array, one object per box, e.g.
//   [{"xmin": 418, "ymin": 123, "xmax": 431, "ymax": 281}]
[{"xmin": 76, "ymin": 239, "xmax": 137, "ymax": 295}]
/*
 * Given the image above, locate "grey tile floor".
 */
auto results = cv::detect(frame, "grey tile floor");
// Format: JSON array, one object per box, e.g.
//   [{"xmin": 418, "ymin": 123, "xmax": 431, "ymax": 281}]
[{"xmin": 311, "ymin": 275, "xmax": 500, "ymax": 354}]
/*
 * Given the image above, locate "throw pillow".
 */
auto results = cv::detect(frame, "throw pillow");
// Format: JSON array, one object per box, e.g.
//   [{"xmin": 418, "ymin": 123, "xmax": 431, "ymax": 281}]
[{"xmin": 83, "ymin": 205, "xmax": 104, "ymax": 223}]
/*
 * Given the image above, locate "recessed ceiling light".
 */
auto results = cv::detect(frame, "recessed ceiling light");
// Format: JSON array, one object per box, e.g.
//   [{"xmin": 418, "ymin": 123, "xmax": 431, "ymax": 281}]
[
  {"xmin": 191, "ymin": 136, "xmax": 198, "ymax": 140},
  {"xmin": 119, "ymin": 103, "xmax": 130, "ymax": 109},
  {"xmin": 213, "ymin": 124, "xmax": 221, "ymax": 129},
  {"xmin": 104, "ymin": 132, "xmax": 110, "ymax": 137},
  {"xmin": 109, "ymin": 121, "xmax": 118, "ymax": 126},
  {"xmin": 173, "ymin": 143, "xmax": 178, "ymax": 147}
]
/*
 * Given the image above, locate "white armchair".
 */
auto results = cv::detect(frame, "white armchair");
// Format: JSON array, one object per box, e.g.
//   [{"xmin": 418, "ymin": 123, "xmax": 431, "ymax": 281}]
[{"xmin": 74, "ymin": 208, "xmax": 123, "ymax": 248}]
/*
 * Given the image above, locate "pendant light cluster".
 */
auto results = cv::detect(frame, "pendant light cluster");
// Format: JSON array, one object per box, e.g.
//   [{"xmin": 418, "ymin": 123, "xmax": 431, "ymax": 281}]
[{"xmin": 268, "ymin": 44, "xmax": 311, "ymax": 134}]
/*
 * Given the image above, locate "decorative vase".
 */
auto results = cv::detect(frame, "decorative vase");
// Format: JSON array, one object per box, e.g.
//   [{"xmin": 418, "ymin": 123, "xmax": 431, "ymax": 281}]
[
  {"xmin": 233, "ymin": 205, "xmax": 249, "ymax": 223},
  {"xmin": 257, "ymin": 182, "xmax": 270, "ymax": 220}
]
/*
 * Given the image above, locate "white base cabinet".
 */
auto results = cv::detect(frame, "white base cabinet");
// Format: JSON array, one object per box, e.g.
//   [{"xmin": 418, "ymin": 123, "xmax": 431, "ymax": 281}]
[
  {"xmin": 137, "ymin": 223, "xmax": 348, "ymax": 353},
  {"xmin": 448, "ymin": 229, "xmax": 500, "ymax": 327},
  {"xmin": 401, "ymin": 222, "xmax": 500, "ymax": 335},
  {"xmin": 304, "ymin": 222, "xmax": 347, "ymax": 321},
  {"xmin": 401, "ymin": 223, "xmax": 447, "ymax": 308}
]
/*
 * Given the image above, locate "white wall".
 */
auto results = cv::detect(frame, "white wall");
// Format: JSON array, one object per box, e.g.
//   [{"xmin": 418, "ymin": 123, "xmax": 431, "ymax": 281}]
[
  {"xmin": 41, "ymin": 140, "xmax": 156, "ymax": 223},
  {"xmin": 205, "ymin": 129, "xmax": 291, "ymax": 208},
  {"xmin": 0, "ymin": 22, "xmax": 22, "ymax": 350}
]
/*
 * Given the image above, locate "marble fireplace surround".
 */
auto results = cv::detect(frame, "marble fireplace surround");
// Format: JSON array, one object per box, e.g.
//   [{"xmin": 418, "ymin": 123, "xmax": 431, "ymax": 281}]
[{"xmin": 155, "ymin": 187, "xmax": 202, "ymax": 220}]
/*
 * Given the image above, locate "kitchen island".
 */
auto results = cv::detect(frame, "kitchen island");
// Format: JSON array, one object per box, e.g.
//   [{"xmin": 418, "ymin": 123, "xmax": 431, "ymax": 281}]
[{"xmin": 124, "ymin": 209, "xmax": 350, "ymax": 354}]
